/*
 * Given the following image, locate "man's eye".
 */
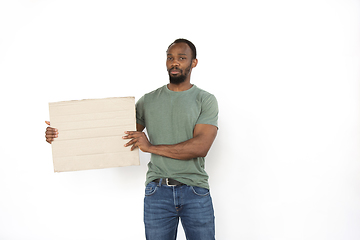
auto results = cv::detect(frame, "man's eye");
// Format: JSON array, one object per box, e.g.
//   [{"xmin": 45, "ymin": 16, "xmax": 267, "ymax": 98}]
[
  {"xmin": 167, "ymin": 57, "xmax": 173, "ymax": 61},
  {"xmin": 179, "ymin": 57, "xmax": 186, "ymax": 60}
]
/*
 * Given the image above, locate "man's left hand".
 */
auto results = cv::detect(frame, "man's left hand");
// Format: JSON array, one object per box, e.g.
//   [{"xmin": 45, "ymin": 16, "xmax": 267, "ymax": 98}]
[{"xmin": 123, "ymin": 131, "xmax": 152, "ymax": 152}]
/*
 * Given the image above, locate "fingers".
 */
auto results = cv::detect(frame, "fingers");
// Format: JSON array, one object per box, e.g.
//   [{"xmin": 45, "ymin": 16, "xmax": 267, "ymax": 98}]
[
  {"xmin": 122, "ymin": 131, "xmax": 141, "ymax": 140},
  {"xmin": 123, "ymin": 131, "xmax": 143, "ymax": 151},
  {"xmin": 124, "ymin": 138, "xmax": 137, "ymax": 147},
  {"xmin": 123, "ymin": 131, "xmax": 137, "ymax": 138},
  {"xmin": 45, "ymin": 120, "xmax": 58, "ymax": 143},
  {"xmin": 125, "ymin": 139, "xmax": 139, "ymax": 151},
  {"xmin": 131, "ymin": 144, "xmax": 138, "ymax": 151},
  {"xmin": 45, "ymin": 126, "xmax": 58, "ymax": 144}
]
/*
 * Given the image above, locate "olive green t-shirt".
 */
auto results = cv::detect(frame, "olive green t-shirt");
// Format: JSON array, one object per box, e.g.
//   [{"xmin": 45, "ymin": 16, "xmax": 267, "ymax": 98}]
[{"xmin": 136, "ymin": 85, "xmax": 218, "ymax": 189}]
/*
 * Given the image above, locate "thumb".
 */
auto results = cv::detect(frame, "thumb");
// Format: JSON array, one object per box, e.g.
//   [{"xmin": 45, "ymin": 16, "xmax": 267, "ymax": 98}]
[{"xmin": 45, "ymin": 121, "xmax": 50, "ymax": 126}]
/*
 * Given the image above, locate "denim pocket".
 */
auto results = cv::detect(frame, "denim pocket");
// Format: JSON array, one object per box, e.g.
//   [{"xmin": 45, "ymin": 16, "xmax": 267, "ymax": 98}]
[
  {"xmin": 145, "ymin": 182, "xmax": 158, "ymax": 196},
  {"xmin": 191, "ymin": 186, "xmax": 210, "ymax": 197}
]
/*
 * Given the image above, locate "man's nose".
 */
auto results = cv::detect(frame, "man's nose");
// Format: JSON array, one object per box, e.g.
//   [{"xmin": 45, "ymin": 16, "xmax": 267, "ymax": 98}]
[{"xmin": 171, "ymin": 60, "xmax": 180, "ymax": 67}]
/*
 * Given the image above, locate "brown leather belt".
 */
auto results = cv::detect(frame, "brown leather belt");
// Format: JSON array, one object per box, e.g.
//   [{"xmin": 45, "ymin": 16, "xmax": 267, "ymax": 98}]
[{"xmin": 154, "ymin": 178, "xmax": 185, "ymax": 186}]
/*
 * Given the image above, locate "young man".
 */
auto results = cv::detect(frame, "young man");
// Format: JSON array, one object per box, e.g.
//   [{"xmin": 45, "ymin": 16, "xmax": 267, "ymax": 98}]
[{"xmin": 46, "ymin": 39, "xmax": 218, "ymax": 240}]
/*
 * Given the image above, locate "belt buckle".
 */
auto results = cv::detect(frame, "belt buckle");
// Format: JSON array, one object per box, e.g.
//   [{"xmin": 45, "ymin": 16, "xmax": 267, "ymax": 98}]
[{"xmin": 165, "ymin": 178, "xmax": 176, "ymax": 187}]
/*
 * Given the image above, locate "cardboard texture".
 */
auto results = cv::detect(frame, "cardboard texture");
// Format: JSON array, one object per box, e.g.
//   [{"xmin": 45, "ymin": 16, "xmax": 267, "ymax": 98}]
[{"xmin": 49, "ymin": 97, "xmax": 139, "ymax": 172}]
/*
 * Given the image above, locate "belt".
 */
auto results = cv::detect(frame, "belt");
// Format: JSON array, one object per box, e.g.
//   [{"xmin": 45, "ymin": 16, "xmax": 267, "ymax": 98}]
[{"xmin": 154, "ymin": 178, "xmax": 185, "ymax": 186}]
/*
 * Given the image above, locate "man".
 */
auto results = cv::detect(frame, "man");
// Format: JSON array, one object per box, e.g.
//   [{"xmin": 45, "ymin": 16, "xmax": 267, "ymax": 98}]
[{"xmin": 46, "ymin": 39, "xmax": 218, "ymax": 240}]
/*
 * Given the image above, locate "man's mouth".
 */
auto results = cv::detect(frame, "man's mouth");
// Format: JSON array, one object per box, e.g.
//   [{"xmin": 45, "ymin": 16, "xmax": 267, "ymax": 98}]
[{"xmin": 169, "ymin": 68, "xmax": 181, "ymax": 75}]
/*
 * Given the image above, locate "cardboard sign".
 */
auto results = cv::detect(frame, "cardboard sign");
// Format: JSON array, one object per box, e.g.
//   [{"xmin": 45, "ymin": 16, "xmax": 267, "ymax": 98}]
[{"xmin": 49, "ymin": 97, "xmax": 139, "ymax": 172}]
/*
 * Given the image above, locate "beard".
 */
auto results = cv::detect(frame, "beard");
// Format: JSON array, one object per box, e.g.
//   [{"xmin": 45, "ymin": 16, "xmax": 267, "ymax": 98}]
[
  {"xmin": 168, "ymin": 62, "xmax": 192, "ymax": 84},
  {"xmin": 169, "ymin": 71, "xmax": 187, "ymax": 84}
]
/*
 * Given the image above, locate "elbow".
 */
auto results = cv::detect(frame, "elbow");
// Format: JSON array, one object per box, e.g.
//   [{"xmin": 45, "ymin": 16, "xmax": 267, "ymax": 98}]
[
  {"xmin": 195, "ymin": 144, "xmax": 213, "ymax": 158},
  {"xmin": 197, "ymin": 149, "xmax": 209, "ymax": 158}
]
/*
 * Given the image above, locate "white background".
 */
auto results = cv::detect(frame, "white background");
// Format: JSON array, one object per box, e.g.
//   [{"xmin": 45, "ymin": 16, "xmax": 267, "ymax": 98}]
[{"xmin": 1, "ymin": 0, "xmax": 359, "ymax": 239}]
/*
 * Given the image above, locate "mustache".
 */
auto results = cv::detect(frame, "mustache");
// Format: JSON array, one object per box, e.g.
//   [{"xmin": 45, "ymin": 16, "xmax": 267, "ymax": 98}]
[{"xmin": 168, "ymin": 67, "xmax": 183, "ymax": 73}]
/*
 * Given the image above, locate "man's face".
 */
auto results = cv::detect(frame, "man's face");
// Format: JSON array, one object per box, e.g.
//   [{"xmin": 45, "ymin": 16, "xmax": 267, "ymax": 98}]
[{"xmin": 166, "ymin": 42, "xmax": 195, "ymax": 84}]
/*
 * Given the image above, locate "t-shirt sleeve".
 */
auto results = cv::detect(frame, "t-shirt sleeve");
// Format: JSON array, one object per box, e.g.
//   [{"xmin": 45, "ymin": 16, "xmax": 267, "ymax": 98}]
[
  {"xmin": 196, "ymin": 94, "xmax": 218, "ymax": 128},
  {"xmin": 135, "ymin": 95, "xmax": 146, "ymax": 127}
]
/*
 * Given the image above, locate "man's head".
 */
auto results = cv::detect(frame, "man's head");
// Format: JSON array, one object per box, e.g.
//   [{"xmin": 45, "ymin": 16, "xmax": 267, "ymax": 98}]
[{"xmin": 166, "ymin": 39, "xmax": 198, "ymax": 84}]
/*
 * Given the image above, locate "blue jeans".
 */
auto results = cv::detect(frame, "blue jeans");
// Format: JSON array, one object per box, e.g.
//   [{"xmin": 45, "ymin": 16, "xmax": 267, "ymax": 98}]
[{"xmin": 144, "ymin": 180, "xmax": 215, "ymax": 240}]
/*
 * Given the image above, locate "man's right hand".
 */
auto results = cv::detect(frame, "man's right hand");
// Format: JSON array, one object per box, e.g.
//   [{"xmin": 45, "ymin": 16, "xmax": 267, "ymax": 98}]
[{"xmin": 45, "ymin": 121, "xmax": 58, "ymax": 144}]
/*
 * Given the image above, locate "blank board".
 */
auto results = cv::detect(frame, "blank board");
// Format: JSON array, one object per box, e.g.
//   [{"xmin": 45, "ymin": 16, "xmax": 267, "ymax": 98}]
[{"xmin": 49, "ymin": 97, "xmax": 140, "ymax": 172}]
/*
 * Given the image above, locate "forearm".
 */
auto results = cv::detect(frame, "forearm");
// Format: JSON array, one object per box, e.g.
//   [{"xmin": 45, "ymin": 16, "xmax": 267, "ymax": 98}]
[{"xmin": 148, "ymin": 138, "xmax": 208, "ymax": 160}]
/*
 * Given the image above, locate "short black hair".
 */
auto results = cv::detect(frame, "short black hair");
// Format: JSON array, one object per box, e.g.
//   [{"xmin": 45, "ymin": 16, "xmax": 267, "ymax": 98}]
[{"xmin": 168, "ymin": 38, "xmax": 197, "ymax": 60}]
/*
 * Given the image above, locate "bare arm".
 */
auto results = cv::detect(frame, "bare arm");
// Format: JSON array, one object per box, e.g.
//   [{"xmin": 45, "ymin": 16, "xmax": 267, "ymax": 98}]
[{"xmin": 123, "ymin": 124, "xmax": 217, "ymax": 160}]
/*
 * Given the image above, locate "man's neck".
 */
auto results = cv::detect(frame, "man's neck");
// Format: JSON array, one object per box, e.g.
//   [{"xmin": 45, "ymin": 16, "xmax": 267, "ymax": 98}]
[
  {"xmin": 167, "ymin": 82, "xmax": 193, "ymax": 92},
  {"xmin": 167, "ymin": 79, "xmax": 193, "ymax": 92}
]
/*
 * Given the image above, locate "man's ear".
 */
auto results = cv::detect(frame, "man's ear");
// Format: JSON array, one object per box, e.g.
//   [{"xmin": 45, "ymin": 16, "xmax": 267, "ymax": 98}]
[{"xmin": 192, "ymin": 58, "xmax": 198, "ymax": 68}]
